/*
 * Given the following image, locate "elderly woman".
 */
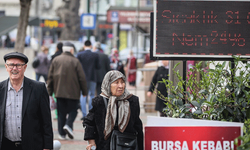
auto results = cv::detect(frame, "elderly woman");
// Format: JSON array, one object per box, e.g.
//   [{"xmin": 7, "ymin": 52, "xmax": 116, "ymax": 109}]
[{"xmin": 83, "ymin": 70, "xmax": 143, "ymax": 150}]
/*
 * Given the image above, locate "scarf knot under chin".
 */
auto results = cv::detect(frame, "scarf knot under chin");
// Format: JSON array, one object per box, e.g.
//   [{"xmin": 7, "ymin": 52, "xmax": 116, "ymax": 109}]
[{"xmin": 102, "ymin": 94, "xmax": 132, "ymax": 140}]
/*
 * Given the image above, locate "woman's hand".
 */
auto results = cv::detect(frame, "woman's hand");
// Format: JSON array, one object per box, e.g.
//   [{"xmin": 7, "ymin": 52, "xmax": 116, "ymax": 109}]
[
  {"xmin": 147, "ymin": 91, "xmax": 152, "ymax": 97},
  {"xmin": 86, "ymin": 139, "xmax": 96, "ymax": 150}
]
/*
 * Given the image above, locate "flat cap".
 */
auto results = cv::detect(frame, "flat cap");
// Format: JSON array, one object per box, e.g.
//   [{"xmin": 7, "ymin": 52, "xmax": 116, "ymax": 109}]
[
  {"xmin": 62, "ymin": 42, "xmax": 76, "ymax": 52},
  {"xmin": 4, "ymin": 52, "xmax": 29, "ymax": 64}
]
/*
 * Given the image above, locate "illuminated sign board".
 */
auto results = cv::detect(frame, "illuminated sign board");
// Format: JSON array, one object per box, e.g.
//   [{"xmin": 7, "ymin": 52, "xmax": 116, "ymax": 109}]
[
  {"xmin": 153, "ymin": 0, "xmax": 250, "ymax": 60},
  {"xmin": 107, "ymin": 10, "xmax": 151, "ymax": 24},
  {"xmin": 40, "ymin": 20, "xmax": 64, "ymax": 29}
]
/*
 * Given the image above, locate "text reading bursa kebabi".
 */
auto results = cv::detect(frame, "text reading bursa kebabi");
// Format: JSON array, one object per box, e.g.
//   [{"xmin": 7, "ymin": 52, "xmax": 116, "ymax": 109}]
[{"xmin": 151, "ymin": 140, "xmax": 235, "ymax": 150}]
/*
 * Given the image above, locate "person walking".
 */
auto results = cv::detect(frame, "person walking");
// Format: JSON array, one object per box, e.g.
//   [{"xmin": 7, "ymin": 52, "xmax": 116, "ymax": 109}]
[
  {"xmin": 51, "ymin": 42, "xmax": 63, "ymax": 62},
  {"xmin": 0, "ymin": 52, "xmax": 53, "ymax": 150},
  {"xmin": 147, "ymin": 60, "xmax": 169, "ymax": 117},
  {"xmin": 50, "ymin": 42, "xmax": 63, "ymax": 120},
  {"xmin": 77, "ymin": 40, "xmax": 100, "ymax": 120},
  {"xmin": 93, "ymin": 42, "xmax": 110, "ymax": 95},
  {"xmin": 34, "ymin": 46, "xmax": 50, "ymax": 82},
  {"xmin": 125, "ymin": 50, "xmax": 137, "ymax": 86},
  {"xmin": 83, "ymin": 70, "xmax": 144, "ymax": 150},
  {"xmin": 109, "ymin": 48, "xmax": 125, "ymax": 75},
  {"xmin": 47, "ymin": 42, "xmax": 87, "ymax": 140}
]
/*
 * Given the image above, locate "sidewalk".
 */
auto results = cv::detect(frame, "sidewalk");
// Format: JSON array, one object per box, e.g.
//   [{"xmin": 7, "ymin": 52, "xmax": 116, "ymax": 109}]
[{"xmin": 0, "ymin": 65, "xmax": 158, "ymax": 150}]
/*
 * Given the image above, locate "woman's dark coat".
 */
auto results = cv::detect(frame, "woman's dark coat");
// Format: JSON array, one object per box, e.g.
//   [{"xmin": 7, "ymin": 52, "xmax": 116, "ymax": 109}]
[
  {"xmin": 148, "ymin": 66, "xmax": 169, "ymax": 112},
  {"xmin": 83, "ymin": 95, "xmax": 144, "ymax": 150}
]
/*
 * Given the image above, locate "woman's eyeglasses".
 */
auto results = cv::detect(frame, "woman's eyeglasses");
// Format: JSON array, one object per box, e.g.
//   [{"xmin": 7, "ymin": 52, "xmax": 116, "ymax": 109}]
[{"xmin": 6, "ymin": 63, "xmax": 26, "ymax": 69}]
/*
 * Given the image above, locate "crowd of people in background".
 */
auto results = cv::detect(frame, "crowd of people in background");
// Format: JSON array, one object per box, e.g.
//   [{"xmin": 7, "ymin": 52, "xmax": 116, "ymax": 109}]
[
  {"xmin": 0, "ymin": 37, "xmax": 165, "ymax": 150},
  {"xmin": 29, "ymin": 39, "xmax": 150, "ymax": 145}
]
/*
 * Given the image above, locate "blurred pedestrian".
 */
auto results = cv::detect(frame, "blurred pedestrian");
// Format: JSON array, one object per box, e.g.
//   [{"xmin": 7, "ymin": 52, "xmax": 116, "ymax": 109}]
[
  {"xmin": 34, "ymin": 46, "xmax": 50, "ymax": 82},
  {"xmin": 4, "ymin": 34, "xmax": 11, "ymax": 48},
  {"xmin": 77, "ymin": 40, "xmax": 100, "ymax": 120},
  {"xmin": 144, "ymin": 52, "xmax": 155, "ymax": 65},
  {"xmin": 109, "ymin": 48, "xmax": 125, "ymax": 75},
  {"xmin": 125, "ymin": 50, "xmax": 137, "ymax": 86},
  {"xmin": 147, "ymin": 60, "xmax": 169, "ymax": 117},
  {"xmin": 51, "ymin": 42, "xmax": 63, "ymax": 62},
  {"xmin": 50, "ymin": 42, "xmax": 63, "ymax": 120},
  {"xmin": 83, "ymin": 70, "xmax": 144, "ymax": 150},
  {"xmin": 47, "ymin": 42, "xmax": 87, "ymax": 140},
  {"xmin": 0, "ymin": 52, "xmax": 53, "ymax": 150},
  {"xmin": 93, "ymin": 42, "xmax": 110, "ymax": 95}
]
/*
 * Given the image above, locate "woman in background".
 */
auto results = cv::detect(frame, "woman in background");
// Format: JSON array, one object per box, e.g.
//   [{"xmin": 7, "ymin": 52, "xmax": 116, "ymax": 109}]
[
  {"xmin": 147, "ymin": 60, "xmax": 169, "ymax": 117},
  {"xmin": 109, "ymin": 48, "xmax": 125, "ymax": 75},
  {"xmin": 35, "ymin": 46, "xmax": 50, "ymax": 82},
  {"xmin": 125, "ymin": 50, "xmax": 137, "ymax": 86}
]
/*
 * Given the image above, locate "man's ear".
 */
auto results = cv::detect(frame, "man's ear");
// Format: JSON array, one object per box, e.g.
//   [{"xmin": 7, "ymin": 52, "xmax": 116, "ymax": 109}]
[{"xmin": 70, "ymin": 48, "xmax": 74, "ymax": 54}]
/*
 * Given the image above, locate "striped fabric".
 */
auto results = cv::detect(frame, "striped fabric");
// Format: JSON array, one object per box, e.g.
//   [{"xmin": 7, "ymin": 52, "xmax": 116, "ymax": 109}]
[
  {"xmin": 4, "ymin": 80, "xmax": 23, "ymax": 142},
  {"xmin": 100, "ymin": 70, "xmax": 132, "ymax": 140}
]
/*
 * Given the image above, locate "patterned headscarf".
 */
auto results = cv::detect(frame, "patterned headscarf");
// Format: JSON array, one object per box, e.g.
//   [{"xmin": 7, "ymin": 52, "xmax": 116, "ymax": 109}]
[{"xmin": 100, "ymin": 70, "xmax": 132, "ymax": 140}]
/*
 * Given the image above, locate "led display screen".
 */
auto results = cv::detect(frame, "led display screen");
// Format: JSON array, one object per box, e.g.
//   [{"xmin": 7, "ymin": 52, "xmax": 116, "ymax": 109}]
[{"xmin": 153, "ymin": 0, "xmax": 250, "ymax": 59}]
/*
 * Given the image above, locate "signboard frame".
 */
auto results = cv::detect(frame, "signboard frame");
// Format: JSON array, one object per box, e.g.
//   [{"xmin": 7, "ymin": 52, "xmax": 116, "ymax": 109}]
[
  {"xmin": 151, "ymin": 0, "xmax": 250, "ymax": 60},
  {"xmin": 80, "ymin": 13, "xmax": 96, "ymax": 30},
  {"xmin": 145, "ymin": 116, "xmax": 244, "ymax": 150}
]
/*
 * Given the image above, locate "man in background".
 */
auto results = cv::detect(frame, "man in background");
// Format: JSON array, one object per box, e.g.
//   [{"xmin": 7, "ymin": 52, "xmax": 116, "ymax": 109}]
[
  {"xmin": 51, "ymin": 42, "xmax": 63, "ymax": 62},
  {"xmin": 92, "ymin": 42, "xmax": 110, "ymax": 95},
  {"xmin": 77, "ymin": 40, "xmax": 100, "ymax": 120},
  {"xmin": 47, "ymin": 42, "xmax": 87, "ymax": 140}
]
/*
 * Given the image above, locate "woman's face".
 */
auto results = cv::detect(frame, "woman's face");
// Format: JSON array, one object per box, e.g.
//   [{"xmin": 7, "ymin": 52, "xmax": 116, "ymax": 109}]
[{"xmin": 110, "ymin": 78, "xmax": 125, "ymax": 97}]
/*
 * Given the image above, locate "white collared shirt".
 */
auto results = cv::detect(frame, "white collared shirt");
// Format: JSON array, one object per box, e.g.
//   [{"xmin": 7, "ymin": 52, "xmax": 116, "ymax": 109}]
[{"xmin": 4, "ymin": 80, "xmax": 23, "ymax": 141}]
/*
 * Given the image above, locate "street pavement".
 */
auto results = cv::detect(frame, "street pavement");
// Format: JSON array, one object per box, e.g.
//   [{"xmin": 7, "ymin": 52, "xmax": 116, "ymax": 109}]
[{"xmin": 0, "ymin": 65, "xmax": 158, "ymax": 150}]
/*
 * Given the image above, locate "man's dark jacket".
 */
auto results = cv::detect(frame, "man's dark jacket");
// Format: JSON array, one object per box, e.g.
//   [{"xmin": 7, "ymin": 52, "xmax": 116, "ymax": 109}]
[
  {"xmin": 148, "ymin": 66, "xmax": 169, "ymax": 112},
  {"xmin": 0, "ymin": 77, "xmax": 53, "ymax": 150},
  {"xmin": 77, "ymin": 50, "xmax": 100, "ymax": 82},
  {"xmin": 95, "ymin": 50, "xmax": 110, "ymax": 83},
  {"xmin": 83, "ymin": 95, "xmax": 144, "ymax": 150}
]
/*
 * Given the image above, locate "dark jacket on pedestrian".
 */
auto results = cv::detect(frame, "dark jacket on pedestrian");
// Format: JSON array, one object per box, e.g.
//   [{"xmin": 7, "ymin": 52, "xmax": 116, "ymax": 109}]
[
  {"xmin": 77, "ymin": 49, "xmax": 100, "ymax": 82},
  {"xmin": 47, "ymin": 52, "xmax": 87, "ymax": 99},
  {"xmin": 148, "ymin": 66, "xmax": 169, "ymax": 112},
  {"xmin": 0, "ymin": 77, "xmax": 53, "ymax": 150},
  {"xmin": 95, "ymin": 51, "xmax": 110, "ymax": 83},
  {"xmin": 51, "ymin": 51, "xmax": 62, "ymax": 62},
  {"xmin": 83, "ymin": 95, "xmax": 143, "ymax": 150}
]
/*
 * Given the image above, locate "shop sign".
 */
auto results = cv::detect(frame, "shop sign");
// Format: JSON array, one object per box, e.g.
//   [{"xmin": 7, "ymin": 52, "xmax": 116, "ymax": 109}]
[
  {"xmin": 40, "ymin": 20, "xmax": 64, "ymax": 29},
  {"xmin": 145, "ymin": 117, "xmax": 243, "ymax": 150},
  {"xmin": 107, "ymin": 10, "xmax": 151, "ymax": 24}
]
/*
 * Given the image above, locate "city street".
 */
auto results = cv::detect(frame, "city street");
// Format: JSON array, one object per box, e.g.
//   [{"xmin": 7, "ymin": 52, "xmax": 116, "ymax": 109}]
[{"xmin": 0, "ymin": 65, "xmax": 157, "ymax": 150}]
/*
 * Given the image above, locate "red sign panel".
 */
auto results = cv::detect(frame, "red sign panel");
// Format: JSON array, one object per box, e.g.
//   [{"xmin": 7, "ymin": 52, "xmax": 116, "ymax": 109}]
[
  {"xmin": 145, "ymin": 127, "xmax": 241, "ymax": 150},
  {"xmin": 107, "ymin": 10, "xmax": 151, "ymax": 24}
]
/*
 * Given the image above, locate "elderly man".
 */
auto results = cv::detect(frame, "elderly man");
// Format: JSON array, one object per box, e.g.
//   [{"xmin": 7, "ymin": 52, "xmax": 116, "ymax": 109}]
[
  {"xmin": 47, "ymin": 42, "xmax": 87, "ymax": 140},
  {"xmin": 0, "ymin": 52, "xmax": 53, "ymax": 150}
]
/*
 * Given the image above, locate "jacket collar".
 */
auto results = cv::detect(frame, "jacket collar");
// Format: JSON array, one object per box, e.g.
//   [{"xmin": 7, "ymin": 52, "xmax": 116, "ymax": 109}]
[
  {"xmin": 22, "ymin": 77, "xmax": 32, "ymax": 119},
  {"xmin": 62, "ymin": 52, "xmax": 75, "ymax": 57}
]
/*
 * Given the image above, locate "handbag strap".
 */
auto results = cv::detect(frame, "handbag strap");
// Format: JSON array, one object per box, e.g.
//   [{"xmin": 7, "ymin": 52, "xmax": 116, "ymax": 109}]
[{"xmin": 103, "ymin": 96, "xmax": 108, "ymax": 108}]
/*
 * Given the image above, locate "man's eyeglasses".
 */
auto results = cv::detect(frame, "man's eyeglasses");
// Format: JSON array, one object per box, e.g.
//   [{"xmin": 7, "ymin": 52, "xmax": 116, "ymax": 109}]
[{"xmin": 6, "ymin": 63, "xmax": 26, "ymax": 69}]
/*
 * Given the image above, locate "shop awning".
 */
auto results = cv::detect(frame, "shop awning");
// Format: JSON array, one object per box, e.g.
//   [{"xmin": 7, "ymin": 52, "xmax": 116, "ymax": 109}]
[{"xmin": 0, "ymin": 16, "xmax": 39, "ymax": 37}]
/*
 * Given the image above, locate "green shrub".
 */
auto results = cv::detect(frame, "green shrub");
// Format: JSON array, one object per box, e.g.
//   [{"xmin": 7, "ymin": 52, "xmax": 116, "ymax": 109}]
[{"xmin": 158, "ymin": 57, "xmax": 250, "ymax": 147}]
